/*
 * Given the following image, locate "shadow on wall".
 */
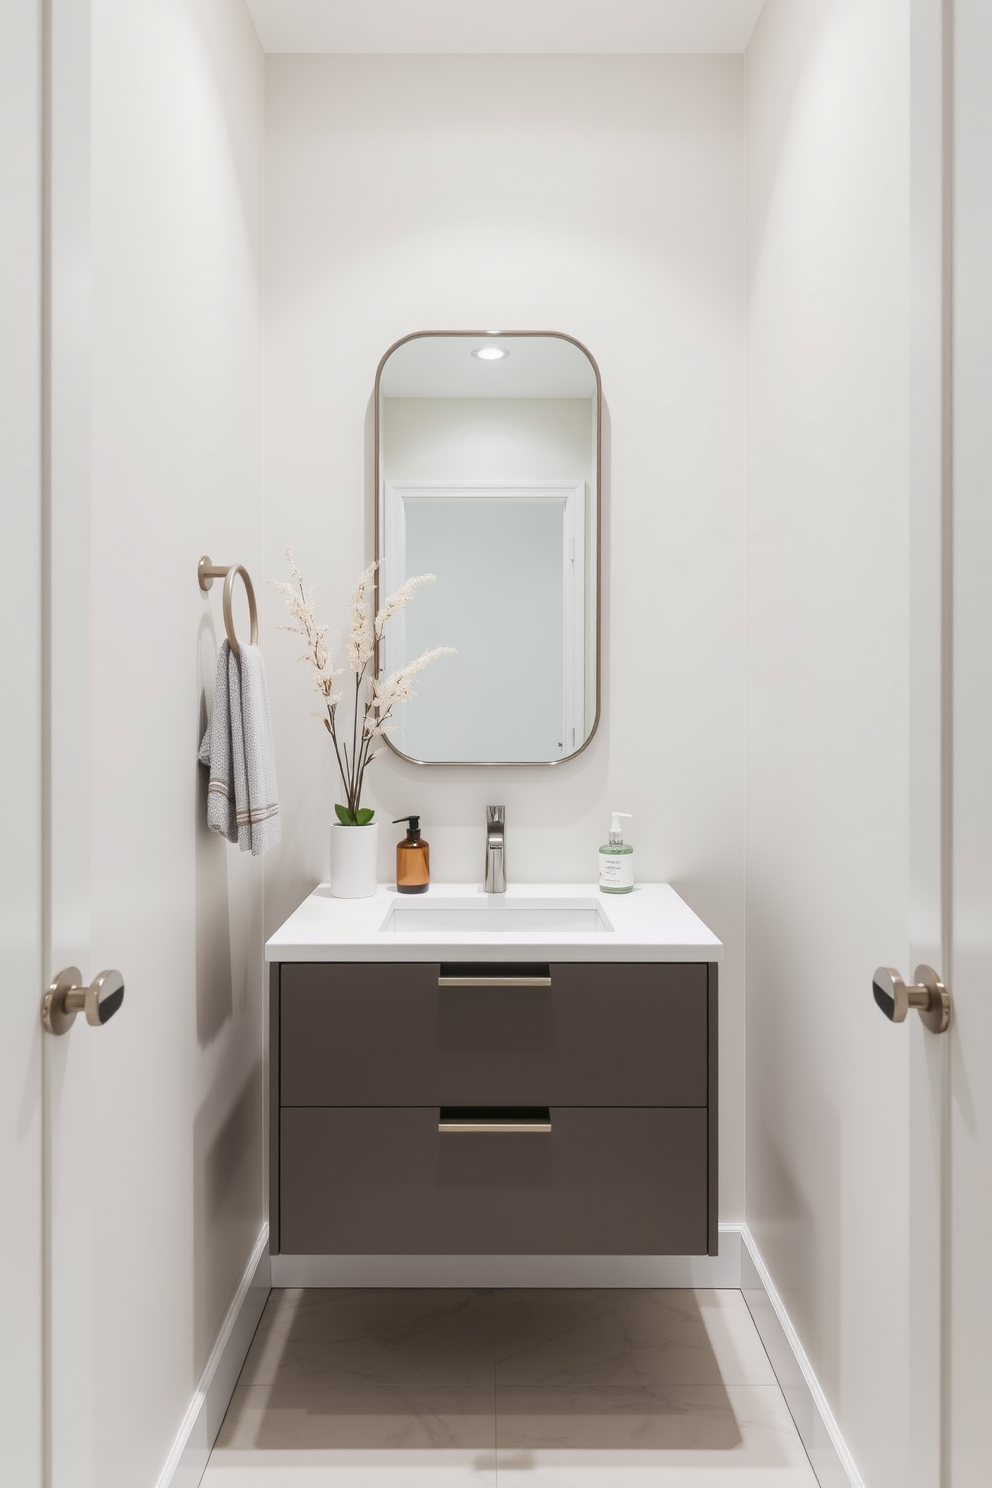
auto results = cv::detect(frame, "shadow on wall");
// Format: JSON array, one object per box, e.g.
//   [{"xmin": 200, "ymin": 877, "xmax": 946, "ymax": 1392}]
[
  {"xmin": 193, "ymin": 1058, "xmax": 264, "ymax": 1379},
  {"xmin": 750, "ymin": 1080, "xmax": 841, "ymax": 1404},
  {"xmin": 196, "ymin": 615, "xmax": 234, "ymax": 1044},
  {"xmin": 746, "ymin": 1, "xmax": 839, "ymax": 287}
]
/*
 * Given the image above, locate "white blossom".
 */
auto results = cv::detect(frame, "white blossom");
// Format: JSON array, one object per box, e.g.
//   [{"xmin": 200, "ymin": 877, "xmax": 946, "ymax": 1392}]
[
  {"xmin": 272, "ymin": 552, "xmax": 453, "ymax": 819},
  {"xmin": 346, "ymin": 562, "xmax": 377, "ymax": 673},
  {"xmin": 372, "ymin": 646, "xmax": 456, "ymax": 716},
  {"xmin": 374, "ymin": 572, "xmax": 436, "ymax": 639},
  {"xmin": 269, "ymin": 551, "xmax": 342, "ymax": 703}
]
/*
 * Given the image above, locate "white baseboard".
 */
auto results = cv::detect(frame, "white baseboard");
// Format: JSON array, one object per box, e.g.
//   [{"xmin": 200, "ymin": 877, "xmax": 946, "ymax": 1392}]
[
  {"xmin": 155, "ymin": 1223, "xmax": 270, "ymax": 1488},
  {"xmin": 271, "ymin": 1227, "xmax": 743, "ymax": 1288},
  {"xmin": 735, "ymin": 1223, "xmax": 862, "ymax": 1488}
]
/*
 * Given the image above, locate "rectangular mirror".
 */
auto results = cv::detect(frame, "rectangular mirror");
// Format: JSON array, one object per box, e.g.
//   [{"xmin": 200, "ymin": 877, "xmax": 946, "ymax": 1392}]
[{"xmin": 375, "ymin": 331, "xmax": 601, "ymax": 764}]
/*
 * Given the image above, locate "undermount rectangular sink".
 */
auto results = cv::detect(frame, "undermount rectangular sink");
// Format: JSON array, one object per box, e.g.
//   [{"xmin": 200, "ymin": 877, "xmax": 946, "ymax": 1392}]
[{"xmin": 382, "ymin": 898, "xmax": 614, "ymax": 934}]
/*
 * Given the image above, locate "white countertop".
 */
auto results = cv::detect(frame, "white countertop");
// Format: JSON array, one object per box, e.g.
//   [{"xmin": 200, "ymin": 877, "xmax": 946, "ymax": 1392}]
[{"xmin": 265, "ymin": 882, "xmax": 723, "ymax": 964}]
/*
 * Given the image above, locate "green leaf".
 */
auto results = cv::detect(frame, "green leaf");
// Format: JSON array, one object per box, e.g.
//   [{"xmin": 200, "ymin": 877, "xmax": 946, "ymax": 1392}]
[
  {"xmin": 334, "ymin": 803, "xmax": 355, "ymax": 825},
  {"xmin": 355, "ymin": 807, "xmax": 375, "ymax": 825}
]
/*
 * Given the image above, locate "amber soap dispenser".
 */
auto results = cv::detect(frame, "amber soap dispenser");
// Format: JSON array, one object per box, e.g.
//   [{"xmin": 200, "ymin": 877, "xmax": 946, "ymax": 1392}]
[{"xmin": 393, "ymin": 815, "xmax": 430, "ymax": 894}]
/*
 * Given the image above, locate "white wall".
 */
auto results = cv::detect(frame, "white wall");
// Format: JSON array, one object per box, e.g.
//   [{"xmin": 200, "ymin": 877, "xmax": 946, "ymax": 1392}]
[
  {"xmin": 264, "ymin": 54, "xmax": 747, "ymax": 1215},
  {"xmin": 89, "ymin": 2, "xmax": 264, "ymax": 1483},
  {"xmin": 745, "ymin": 3, "xmax": 912, "ymax": 1484}
]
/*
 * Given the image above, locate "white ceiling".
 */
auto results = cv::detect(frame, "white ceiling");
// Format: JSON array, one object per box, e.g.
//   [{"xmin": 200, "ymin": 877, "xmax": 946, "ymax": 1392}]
[{"xmin": 245, "ymin": 1, "xmax": 767, "ymax": 55}]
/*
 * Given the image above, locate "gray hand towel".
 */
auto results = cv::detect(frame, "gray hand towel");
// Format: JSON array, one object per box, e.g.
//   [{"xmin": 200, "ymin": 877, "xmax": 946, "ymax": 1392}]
[{"xmin": 198, "ymin": 640, "xmax": 281, "ymax": 856}]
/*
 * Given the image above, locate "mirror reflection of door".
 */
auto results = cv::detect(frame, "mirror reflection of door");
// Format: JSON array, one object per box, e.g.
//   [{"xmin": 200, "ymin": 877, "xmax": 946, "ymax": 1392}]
[{"xmin": 375, "ymin": 333, "xmax": 600, "ymax": 765}]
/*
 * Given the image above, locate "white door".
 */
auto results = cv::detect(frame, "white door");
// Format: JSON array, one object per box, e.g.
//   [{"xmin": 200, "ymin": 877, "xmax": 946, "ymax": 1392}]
[
  {"xmin": 2, "ymin": 4, "xmax": 104, "ymax": 1484},
  {"xmin": 905, "ymin": 4, "xmax": 992, "ymax": 1481},
  {"xmin": 873, "ymin": 3, "xmax": 992, "ymax": 1479},
  {"xmin": 1, "ymin": 2, "xmax": 45, "ymax": 1483},
  {"xmin": 45, "ymin": 0, "xmax": 102, "ymax": 1482},
  {"xmin": 904, "ymin": 2, "xmax": 950, "ymax": 1483},
  {"xmin": 869, "ymin": 4, "xmax": 992, "ymax": 1481},
  {"xmin": 948, "ymin": 1, "xmax": 992, "ymax": 1480}
]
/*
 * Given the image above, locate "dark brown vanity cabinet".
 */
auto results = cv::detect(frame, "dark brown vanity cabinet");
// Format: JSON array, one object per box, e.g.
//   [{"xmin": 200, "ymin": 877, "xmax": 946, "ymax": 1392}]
[{"xmin": 268, "ymin": 961, "xmax": 718, "ymax": 1257}]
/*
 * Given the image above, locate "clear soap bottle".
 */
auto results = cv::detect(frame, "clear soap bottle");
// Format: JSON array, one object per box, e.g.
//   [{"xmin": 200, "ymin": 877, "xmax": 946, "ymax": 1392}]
[
  {"xmin": 599, "ymin": 811, "xmax": 634, "ymax": 894},
  {"xmin": 394, "ymin": 815, "xmax": 430, "ymax": 894}
]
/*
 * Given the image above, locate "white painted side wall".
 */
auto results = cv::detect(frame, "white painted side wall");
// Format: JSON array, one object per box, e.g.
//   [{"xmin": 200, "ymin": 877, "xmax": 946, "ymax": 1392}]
[
  {"xmin": 950, "ymin": 2, "xmax": 992, "ymax": 1479},
  {"xmin": 264, "ymin": 54, "xmax": 747, "ymax": 1215},
  {"xmin": 88, "ymin": 3, "xmax": 265, "ymax": 1484},
  {"xmin": 0, "ymin": 3, "xmax": 44, "ymax": 1483},
  {"xmin": 745, "ymin": 4, "xmax": 912, "ymax": 1485}
]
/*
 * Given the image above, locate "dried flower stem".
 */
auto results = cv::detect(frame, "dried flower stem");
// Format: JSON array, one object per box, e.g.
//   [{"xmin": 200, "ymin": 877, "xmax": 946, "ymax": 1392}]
[{"xmin": 271, "ymin": 551, "xmax": 453, "ymax": 820}]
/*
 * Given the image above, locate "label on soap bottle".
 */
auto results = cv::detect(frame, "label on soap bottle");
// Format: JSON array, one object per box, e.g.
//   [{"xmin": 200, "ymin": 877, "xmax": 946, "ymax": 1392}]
[{"xmin": 599, "ymin": 853, "xmax": 634, "ymax": 889}]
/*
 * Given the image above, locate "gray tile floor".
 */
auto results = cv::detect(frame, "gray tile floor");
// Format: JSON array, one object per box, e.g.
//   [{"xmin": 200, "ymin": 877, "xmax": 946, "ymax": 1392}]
[{"xmin": 201, "ymin": 1288, "xmax": 819, "ymax": 1486}]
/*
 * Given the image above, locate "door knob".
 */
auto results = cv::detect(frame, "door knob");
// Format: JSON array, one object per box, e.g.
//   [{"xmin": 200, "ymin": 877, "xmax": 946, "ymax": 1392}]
[
  {"xmin": 42, "ymin": 966, "xmax": 125, "ymax": 1036},
  {"xmin": 872, "ymin": 965, "xmax": 950, "ymax": 1034}
]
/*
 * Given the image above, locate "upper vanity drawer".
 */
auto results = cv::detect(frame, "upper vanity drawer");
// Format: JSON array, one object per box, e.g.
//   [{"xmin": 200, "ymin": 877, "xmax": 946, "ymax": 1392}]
[{"xmin": 279, "ymin": 961, "xmax": 709, "ymax": 1108}]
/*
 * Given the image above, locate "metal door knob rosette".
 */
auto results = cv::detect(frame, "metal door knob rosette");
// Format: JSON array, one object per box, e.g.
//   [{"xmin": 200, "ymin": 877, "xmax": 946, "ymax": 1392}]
[
  {"xmin": 872, "ymin": 965, "xmax": 950, "ymax": 1034},
  {"xmin": 42, "ymin": 967, "xmax": 125, "ymax": 1036}
]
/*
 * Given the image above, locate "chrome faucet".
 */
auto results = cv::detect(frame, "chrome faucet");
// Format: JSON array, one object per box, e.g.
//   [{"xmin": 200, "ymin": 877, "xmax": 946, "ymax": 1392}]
[{"xmin": 484, "ymin": 805, "xmax": 506, "ymax": 893}]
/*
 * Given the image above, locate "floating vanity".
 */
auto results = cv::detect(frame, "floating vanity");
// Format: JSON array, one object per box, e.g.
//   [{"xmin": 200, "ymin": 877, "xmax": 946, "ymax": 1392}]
[{"xmin": 266, "ymin": 883, "xmax": 722, "ymax": 1268}]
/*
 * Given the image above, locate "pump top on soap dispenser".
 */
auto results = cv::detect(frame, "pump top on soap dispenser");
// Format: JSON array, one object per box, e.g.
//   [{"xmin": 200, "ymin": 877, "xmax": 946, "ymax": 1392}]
[
  {"xmin": 393, "ymin": 815, "xmax": 430, "ymax": 895},
  {"xmin": 599, "ymin": 811, "xmax": 634, "ymax": 894}
]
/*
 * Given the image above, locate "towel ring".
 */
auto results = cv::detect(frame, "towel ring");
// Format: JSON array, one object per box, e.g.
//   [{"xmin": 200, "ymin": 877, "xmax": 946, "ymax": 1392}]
[{"xmin": 198, "ymin": 555, "xmax": 258, "ymax": 657}]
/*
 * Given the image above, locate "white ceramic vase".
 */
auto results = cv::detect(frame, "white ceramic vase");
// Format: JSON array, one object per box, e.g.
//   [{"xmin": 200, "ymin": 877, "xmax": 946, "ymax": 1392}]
[{"xmin": 327, "ymin": 821, "xmax": 379, "ymax": 898}]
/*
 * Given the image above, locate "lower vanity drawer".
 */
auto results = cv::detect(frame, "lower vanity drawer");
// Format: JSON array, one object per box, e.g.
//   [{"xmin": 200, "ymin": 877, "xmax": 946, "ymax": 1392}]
[{"xmin": 279, "ymin": 1106, "xmax": 709, "ymax": 1256}]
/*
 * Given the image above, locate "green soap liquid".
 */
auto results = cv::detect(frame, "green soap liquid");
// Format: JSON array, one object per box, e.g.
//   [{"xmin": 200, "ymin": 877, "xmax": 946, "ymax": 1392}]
[{"xmin": 599, "ymin": 843, "xmax": 634, "ymax": 894}]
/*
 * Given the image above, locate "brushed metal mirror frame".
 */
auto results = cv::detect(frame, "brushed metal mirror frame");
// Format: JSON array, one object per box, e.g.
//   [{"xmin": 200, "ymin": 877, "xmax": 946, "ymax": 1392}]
[{"xmin": 373, "ymin": 329, "xmax": 603, "ymax": 767}]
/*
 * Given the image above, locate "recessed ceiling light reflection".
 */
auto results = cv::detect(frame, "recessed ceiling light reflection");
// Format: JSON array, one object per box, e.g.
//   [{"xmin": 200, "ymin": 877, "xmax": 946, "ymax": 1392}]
[{"xmin": 472, "ymin": 347, "xmax": 509, "ymax": 361}]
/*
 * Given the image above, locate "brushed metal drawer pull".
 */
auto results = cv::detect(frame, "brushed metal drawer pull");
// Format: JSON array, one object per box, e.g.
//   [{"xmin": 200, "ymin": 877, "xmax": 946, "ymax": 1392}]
[
  {"xmin": 439, "ymin": 975, "xmax": 551, "ymax": 987},
  {"xmin": 438, "ymin": 1106, "xmax": 552, "ymax": 1133},
  {"xmin": 438, "ymin": 962, "xmax": 551, "ymax": 987}
]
